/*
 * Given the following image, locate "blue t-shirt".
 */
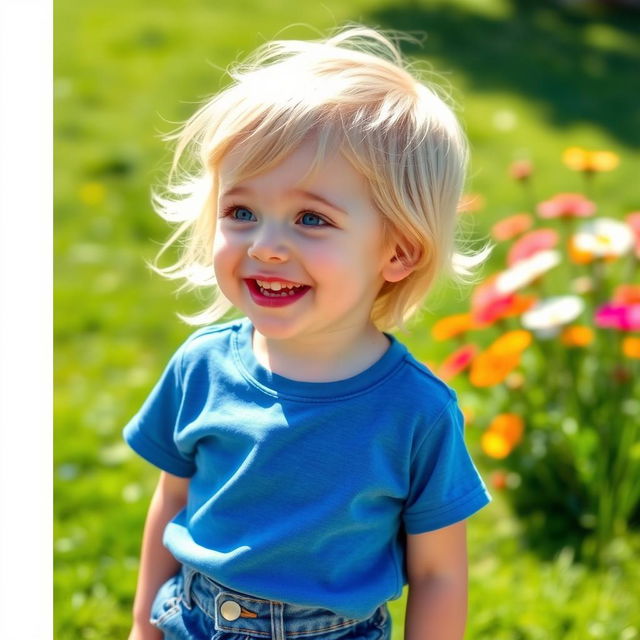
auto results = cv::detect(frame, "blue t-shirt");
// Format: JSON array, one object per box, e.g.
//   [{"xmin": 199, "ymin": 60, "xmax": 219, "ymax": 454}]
[{"xmin": 123, "ymin": 318, "xmax": 490, "ymax": 619}]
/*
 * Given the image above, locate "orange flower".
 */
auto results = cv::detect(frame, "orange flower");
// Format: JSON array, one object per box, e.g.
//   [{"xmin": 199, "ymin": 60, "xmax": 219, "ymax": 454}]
[
  {"xmin": 481, "ymin": 431, "xmax": 512, "ymax": 459},
  {"xmin": 431, "ymin": 313, "xmax": 475, "ymax": 341},
  {"xmin": 488, "ymin": 414, "xmax": 524, "ymax": 447},
  {"xmin": 437, "ymin": 344, "xmax": 478, "ymax": 381},
  {"xmin": 457, "ymin": 193, "xmax": 486, "ymax": 213},
  {"xmin": 561, "ymin": 325, "xmax": 594, "ymax": 347},
  {"xmin": 509, "ymin": 160, "xmax": 533, "ymax": 181},
  {"xmin": 562, "ymin": 147, "xmax": 620, "ymax": 173},
  {"xmin": 491, "ymin": 213, "xmax": 534, "ymax": 242},
  {"xmin": 614, "ymin": 284, "xmax": 640, "ymax": 305},
  {"xmin": 623, "ymin": 337, "xmax": 640, "ymax": 359},
  {"xmin": 488, "ymin": 330, "xmax": 532, "ymax": 356},
  {"xmin": 469, "ymin": 350, "xmax": 521, "ymax": 387}
]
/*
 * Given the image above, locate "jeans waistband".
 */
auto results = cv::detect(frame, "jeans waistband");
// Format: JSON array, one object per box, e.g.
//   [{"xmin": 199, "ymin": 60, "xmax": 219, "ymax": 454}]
[{"xmin": 180, "ymin": 565, "xmax": 388, "ymax": 638}]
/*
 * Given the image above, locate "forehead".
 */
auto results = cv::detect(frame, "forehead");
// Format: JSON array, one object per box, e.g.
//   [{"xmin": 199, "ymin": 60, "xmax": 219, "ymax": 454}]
[{"xmin": 217, "ymin": 137, "xmax": 373, "ymax": 205}]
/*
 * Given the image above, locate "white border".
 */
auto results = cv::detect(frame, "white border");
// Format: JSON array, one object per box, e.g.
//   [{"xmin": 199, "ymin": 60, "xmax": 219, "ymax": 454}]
[{"xmin": 0, "ymin": 0, "xmax": 52, "ymax": 637}]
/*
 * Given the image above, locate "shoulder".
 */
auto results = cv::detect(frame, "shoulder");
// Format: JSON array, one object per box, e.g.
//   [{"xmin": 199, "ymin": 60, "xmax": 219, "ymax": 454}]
[
  {"xmin": 181, "ymin": 317, "xmax": 244, "ymax": 349},
  {"xmin": 403, "ymin": 354, "xmax": 457, "ymax": 400},
  {"xmin": 176, "ymin": 318, "xmax": 246, "ymax": 369},
  {"xmin": 391, "ymin": 340, "xmax": 459, "ymax": 424}
]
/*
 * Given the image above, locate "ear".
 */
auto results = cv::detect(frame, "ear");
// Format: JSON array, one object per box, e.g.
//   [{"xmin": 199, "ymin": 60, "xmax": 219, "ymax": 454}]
[{"xmin": 382, "ymin": 243, "xmax": 422, "ymax": 283}]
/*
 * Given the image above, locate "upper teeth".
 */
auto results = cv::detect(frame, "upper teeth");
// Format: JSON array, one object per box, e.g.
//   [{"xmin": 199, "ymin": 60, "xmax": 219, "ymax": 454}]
[{"xmin": 256, "ymin": 280, "xmax": 304, "ymax": 291}]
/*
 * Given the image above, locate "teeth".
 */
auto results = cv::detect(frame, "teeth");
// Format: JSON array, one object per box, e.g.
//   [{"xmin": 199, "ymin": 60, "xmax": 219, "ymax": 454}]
[
  {"xmin": 256, "ymin": 279, "xmax": 303, "ymax": 291},
  {"xmin": 254, "ymin": 279, "xmax": 307, "ymax": 297}
]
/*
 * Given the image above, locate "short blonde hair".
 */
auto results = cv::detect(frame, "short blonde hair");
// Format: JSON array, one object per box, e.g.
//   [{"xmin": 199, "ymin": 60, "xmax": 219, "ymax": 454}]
[{"xmin": 151, "ymin": 25, "xmax": 492, "ymax": 331}]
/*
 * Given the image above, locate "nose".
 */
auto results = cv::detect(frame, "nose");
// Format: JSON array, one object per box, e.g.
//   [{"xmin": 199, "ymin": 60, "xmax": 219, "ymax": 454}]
[{"xmin": 247, "ymin": 222, "xmax": 289, "ymax": 263}]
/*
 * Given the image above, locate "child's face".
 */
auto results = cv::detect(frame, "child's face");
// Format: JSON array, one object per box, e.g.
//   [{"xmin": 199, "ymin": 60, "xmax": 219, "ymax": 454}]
[{"xmin": 213, "ymin": 138, "xmax": 399, "ymax": 344}]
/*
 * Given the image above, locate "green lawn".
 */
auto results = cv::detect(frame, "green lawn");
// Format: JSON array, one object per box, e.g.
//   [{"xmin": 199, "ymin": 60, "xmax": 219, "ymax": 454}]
[{"xmin": 55, "ymin": 0, "xmax": 640, "ymax": 637}]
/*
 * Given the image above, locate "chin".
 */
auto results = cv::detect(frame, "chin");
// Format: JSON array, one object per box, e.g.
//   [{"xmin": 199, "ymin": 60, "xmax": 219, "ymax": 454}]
[{"xmin": 247, "ymin": 316, "xmax": 309, "ymax": 341}]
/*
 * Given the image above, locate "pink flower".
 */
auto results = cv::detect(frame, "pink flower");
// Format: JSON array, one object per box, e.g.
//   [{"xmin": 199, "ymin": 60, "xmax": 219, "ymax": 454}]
[
  {"xmin": 509, "ymin": 160, "xmax": 533, "ymax": 181},
  {"xmin": 507, "ymin": 229, "xmax": 559, "ymax": 266},
  {"xmin": 626, "ymin": 212, "xmax": 640, "ymax": 258},
  {"xmin": 537, "ymin": 193, "xmax": 596, "ymax": 219},
  {"xmin": 471, "ymin": 276, "xmax": 516, "ymax": 326},
  {"xmin": 595, "ymin": 303, "xmax": 640, "ymax": 331},
  {"xmin": 437, "ymin": 345, "xmax": 479, "ymax": 381}
]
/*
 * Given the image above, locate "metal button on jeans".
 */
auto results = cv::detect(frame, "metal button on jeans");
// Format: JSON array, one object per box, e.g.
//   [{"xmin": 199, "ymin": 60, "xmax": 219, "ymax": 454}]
[{"xmin": 220, "ymin": 599, "xmax": 242, "ymax": 621}]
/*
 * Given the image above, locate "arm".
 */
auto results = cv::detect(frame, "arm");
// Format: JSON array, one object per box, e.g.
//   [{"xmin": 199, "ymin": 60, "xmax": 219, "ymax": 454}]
[
  {"xmin": 128, "ymin": 471, "xmax": 190, "ymax": 640},
  {"xmin": 404, "ymin": 521, "xmax": 469, "ymax": 640}
]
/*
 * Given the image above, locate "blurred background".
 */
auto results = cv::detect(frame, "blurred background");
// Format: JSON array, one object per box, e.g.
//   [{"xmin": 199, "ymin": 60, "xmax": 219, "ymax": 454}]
[{"xmin": 55, "ymin": 0, "xmax": 640, "ymax": 638}]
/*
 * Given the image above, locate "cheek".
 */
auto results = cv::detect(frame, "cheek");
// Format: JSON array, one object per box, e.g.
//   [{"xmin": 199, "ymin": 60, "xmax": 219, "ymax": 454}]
[
  {"xmin": 307, "ymin": 236, "xmax": 380, "ymax": 271},
  {"xmin": 302, "ymin": 244, "xmax": 350, "ymax": 278},
  {"xmin": 305, "ymin": 250, "xmax": 376, "ymax": 300},
  {"xmin": 212, "ymin": 233, "xmax": 240, "ymax": 278}
]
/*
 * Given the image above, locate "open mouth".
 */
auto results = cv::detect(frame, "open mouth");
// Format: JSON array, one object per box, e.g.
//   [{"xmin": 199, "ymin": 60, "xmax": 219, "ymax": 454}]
[{"xmin": 244, "ymin": 279, "xmax": 311, "ymax": 307}]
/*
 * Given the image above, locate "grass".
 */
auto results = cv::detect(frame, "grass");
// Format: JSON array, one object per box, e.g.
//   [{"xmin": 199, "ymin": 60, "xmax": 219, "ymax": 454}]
[{"xmin": 55, "ymin": 0, "xmax": 640, "ymax": 637}]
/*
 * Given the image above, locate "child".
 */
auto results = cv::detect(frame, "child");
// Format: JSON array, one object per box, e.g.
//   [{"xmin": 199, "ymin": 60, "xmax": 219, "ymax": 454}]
[{"xmin": 124, "ymin": 25, "xmax": 492, "ymax": 640}]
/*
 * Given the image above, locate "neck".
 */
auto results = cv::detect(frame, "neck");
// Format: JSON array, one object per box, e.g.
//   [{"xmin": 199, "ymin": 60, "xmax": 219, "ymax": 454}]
[{"xmin": 251, "ymin": 323, "xmax": 391, "ymax": 383}]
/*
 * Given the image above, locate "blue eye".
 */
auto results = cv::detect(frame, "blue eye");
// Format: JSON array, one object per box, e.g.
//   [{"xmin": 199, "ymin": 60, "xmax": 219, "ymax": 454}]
[
  {"xmin": 231, "ymin": 207, "xmax": 256, "ymax": 221},
  {"xmin": 300, "ymin": 212, "xmax": 327, "ymax": 226}
]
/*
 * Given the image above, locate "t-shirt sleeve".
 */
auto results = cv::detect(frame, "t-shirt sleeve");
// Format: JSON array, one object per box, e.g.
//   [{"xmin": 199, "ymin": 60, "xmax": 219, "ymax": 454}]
[
  {"xmin": 403, "ymin": 398, "xmax": 491, "ymax": 534},
  {"xmin": 122, "ymin": 343, "xmax": 196, "ymax": 477}
]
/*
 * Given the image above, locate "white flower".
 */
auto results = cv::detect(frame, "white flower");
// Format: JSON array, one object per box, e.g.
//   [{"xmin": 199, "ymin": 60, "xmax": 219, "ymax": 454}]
[
  {"xmin": 572, "ymin": 217, "xmax": 634, "ymax": 258},
  {"xmin": 496, "ymin": 250, "xmax": 561, "ymax": 294},
  {"xmin": 522, "ymin": 296, "xmax": 585, "ymax": 332}
]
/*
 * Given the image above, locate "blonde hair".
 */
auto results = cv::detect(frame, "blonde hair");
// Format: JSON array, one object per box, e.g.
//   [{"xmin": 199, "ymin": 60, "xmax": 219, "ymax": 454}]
[{"xmin": 150, "ymin": 25, "xmax": 492, "ymax": 331}]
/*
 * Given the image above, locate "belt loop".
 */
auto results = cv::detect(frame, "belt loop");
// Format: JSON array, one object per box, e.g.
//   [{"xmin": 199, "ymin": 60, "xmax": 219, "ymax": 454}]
[
  {"xmin": 270, "ymin": 602, "xmax": 285, "ymax": 640},
  {"xmin": 182, "ymin": 565, "xmax": 195, "ymax": 610}
]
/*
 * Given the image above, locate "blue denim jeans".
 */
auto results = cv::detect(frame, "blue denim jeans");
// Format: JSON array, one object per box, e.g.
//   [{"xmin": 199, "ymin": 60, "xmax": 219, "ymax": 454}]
[{"xmin": 150, "ymin": 565, "xmax": 392, "ymax": 640}]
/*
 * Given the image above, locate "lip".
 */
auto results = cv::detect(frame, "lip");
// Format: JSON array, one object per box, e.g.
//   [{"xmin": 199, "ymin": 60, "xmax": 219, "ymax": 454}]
[{"xmin": 243, "ymin": 278, "xmax": 311, "ymax": 308}]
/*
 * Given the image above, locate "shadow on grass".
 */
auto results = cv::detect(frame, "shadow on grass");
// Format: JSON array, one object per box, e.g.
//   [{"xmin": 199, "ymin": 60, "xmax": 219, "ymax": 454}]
[{"xmin": 365, "ymin": 0, "xmax": 640, "ymax": 147}]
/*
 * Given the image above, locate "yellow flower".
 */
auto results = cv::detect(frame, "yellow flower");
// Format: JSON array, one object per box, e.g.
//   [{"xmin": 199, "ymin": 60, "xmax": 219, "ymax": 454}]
[
  {"xmin": 481, "ymin": 431, "xmax": 512, "ymax": 459},
  {"xmin": 562, "ymin": 147, "xmax": 619, "ymax": 173},
  {"xmin": 623, "ymin": 337, "xmax": 640, "ymax": 359}
]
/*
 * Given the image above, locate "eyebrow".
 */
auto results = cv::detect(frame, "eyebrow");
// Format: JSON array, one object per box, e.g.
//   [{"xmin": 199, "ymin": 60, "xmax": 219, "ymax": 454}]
[{"xmin": 220, "ymin": 186, "xmax": 348, "ymax": 216}]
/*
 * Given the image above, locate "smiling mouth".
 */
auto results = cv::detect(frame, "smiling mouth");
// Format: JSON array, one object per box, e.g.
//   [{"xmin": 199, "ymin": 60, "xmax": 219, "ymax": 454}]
[{"xmin": 244, "ymin": 279, "xmax": 311, "ymax": 307}]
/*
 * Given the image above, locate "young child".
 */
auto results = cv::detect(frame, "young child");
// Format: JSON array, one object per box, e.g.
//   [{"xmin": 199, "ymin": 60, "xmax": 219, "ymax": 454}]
[{"xmin": 124, "ymin": 25, "xmax": 492, "ymax": 640}]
